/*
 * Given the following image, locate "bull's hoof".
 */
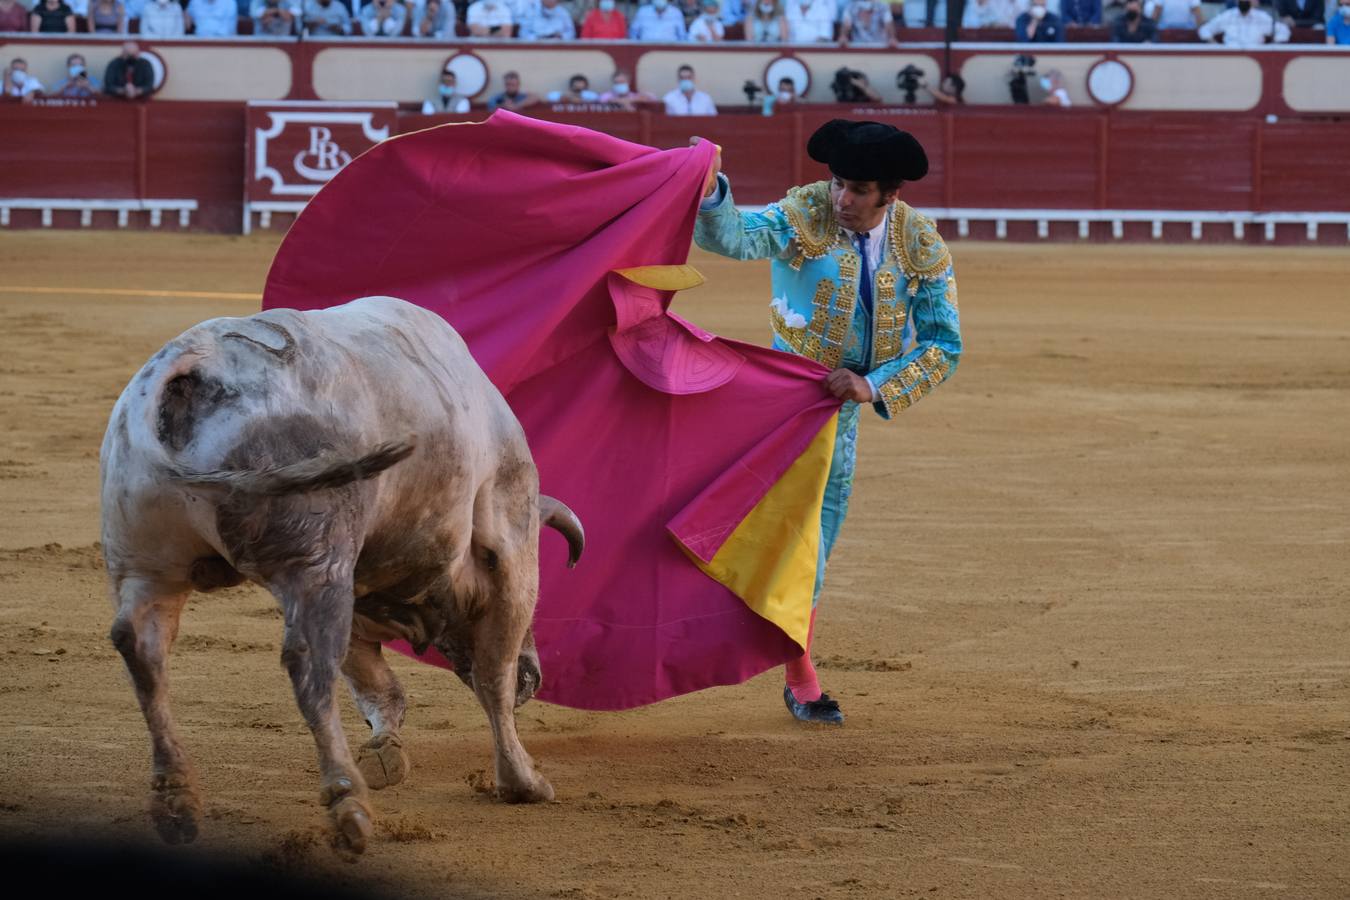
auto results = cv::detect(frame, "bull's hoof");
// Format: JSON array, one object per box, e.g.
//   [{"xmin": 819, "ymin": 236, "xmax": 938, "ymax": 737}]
[
  {"xmin": 149, "ymin": 772, "xmax": 201, "ymax": 845},
  {"xmin": 356, "ymin": 733, "xmax": 409, "ymax": 791},
  {"xmin": 329, "ymin": 795, "xmax": 373, "ymax": 856},
  {"xmin": 496, "ymin": 772, "xmax": 554, "ymax": 804}
]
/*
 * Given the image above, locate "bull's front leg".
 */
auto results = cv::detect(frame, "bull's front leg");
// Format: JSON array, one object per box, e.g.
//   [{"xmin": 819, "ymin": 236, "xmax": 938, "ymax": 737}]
[
  {"xmin": 469, "ymin": 568, "xmax": 553, "ymax": 803},
  {"xmin": 270, "ymin": 568, "xmax": 374, "ymax": 854},
  {"xmin": 342, "ymin": 635, "xmax": 410, "ymax": 790}
]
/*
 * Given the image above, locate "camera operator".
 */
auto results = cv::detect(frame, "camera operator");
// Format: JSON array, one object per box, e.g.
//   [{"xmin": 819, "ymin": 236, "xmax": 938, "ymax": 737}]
[
  {"xmin": 1008, "ymin": 53, "xmax": 1036, "ymax": 104},
  {"xmin": 921, "ymin": 72, "xmax": 965, "ymax": 106},
  {"xmin": 831, "ymin": 67, "xmax": 883, "ymax": 104}
]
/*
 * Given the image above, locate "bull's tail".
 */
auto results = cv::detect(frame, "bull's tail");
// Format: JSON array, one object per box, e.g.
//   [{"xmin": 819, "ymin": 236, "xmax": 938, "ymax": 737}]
[{"xmin": 171, "ymin": 440, "xmax": 415, "ymax": 496}]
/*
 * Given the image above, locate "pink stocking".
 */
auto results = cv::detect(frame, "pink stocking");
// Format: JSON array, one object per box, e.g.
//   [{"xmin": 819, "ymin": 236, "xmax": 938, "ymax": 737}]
[{"xmin": 784, "ymin": 609, "xmax": 821, "ymax": 702}]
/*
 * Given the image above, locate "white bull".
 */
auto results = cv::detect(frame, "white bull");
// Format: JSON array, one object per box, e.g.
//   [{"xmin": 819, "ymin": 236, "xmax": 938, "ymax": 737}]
[{"xmin": 100, "ymin": 296, "xmax": 583, "ymax": 854}]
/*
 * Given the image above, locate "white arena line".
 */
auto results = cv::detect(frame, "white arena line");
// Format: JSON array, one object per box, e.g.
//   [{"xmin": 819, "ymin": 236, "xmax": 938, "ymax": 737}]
[{"xmin": 0, "ymin": 286, "xmax": 262, "ymax": 301}]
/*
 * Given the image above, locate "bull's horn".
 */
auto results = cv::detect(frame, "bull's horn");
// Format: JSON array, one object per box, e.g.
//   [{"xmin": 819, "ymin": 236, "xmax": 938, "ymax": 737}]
[{"xmin": 538, "ymin": 495, "xmax": 584, "ymax": 568}]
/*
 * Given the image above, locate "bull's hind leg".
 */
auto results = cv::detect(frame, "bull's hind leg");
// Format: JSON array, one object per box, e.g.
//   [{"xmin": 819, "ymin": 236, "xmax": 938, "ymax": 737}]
[
  {"xmin": 469, "ymin": 559, "xmax": 553, "ymax": 804},
  {"xmin": 108, "ymin": 573, "xmax": 201, "ymax": 844},
  {"xmin": 269, "ymin": 569, "xmax": 373, "ymax": 854},
  {"xmin": 342, "ymin": 636, "xmax": 410, "ymax": 790}
]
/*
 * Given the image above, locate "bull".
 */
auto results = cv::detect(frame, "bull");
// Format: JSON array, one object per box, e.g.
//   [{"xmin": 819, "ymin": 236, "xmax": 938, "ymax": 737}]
[{"xmin": 100, "ymin": 296, "xmax": 583, "ymax": 854}]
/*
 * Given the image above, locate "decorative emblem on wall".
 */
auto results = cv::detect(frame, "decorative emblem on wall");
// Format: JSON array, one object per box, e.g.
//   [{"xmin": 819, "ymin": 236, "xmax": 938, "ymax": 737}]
[
  {"xmin": 764, "ymin": 55, "xmax": 811, "ymax": 99},
  {"xmin": 250, "ymin": 106, "xmax": 394, "ymax": 196},
  {"xmin": 442, "ymin": 52, "xmax": 489, "ymax": 99},
  {"xmin": 1086, "ymin": 59, "xmax": 1134, "ymax": 108}
]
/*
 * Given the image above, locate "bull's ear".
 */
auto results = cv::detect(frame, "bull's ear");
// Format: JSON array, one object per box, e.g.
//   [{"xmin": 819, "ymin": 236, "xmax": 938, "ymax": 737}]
[{"xmin": 613, "ymin": 265, "xmax": 705, "ymax": 292}]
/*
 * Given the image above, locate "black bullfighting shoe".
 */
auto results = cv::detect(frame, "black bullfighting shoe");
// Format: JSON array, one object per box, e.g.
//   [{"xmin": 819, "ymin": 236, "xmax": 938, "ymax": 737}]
[{"xmin": 783, "ymin": 685, "xmax": 844, "ymax": 725}]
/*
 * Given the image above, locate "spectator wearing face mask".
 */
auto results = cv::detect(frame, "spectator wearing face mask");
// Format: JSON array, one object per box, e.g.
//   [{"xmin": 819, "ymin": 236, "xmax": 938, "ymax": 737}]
[
  {"xmin": 689, "ymin": 0, "xmax": 726, "ymax": 37},
  {"xmin": 302, "ymin": 0, "xmax": 351, "ymax": 34},
  {"xmin": 1039, "ymin": 68, "xmax": 1070, "ymax": 106},
  {"xmin": 520, "ymin": 0, "xmax": 576, "ymax": 39},
  {"xmin": 423, "ymin": 65, "xmax": 471, "ymax": 113},
  {"xmin": 747, "ymin": 0, "xmax": 788, "ymax": 39},
  {"xmin": 1015, "ymin": 0, "xmax": 1065, "ymax": 40},
  {"xmin": 1112, "ymin": 0, "xmax": 1157, "ymax": 39},
  {"xmin": 762, "ymin": 76, "xmax": 799, "ymax": 114},
  {"xmin": 140, "ymin": 0, "xmax": 187, "ymax": 35},
  {"xmin": 1329, "ymin": 0, "xmax": 1350, "ymax": 42},
  {"xmin": 52, "ymin": 53, "xmax": 101, "ymax": 96},
  {"xmin": 4, "ymin": 57, "xmax": 44, "ymax": 100},
  {"xmin": 839, "ymin": 0, "xmax": 897, "ymax": 46},
  {"xmin": 1273, "ymin": 0, "xmax": 1321, "ymax": 26},
  {"xmin": 599, "ymin": 70, "xmax": 656, "ymax": 108},
  {"xmin": 581, "ymin": 0, "xmax": 628, "ymax": 36},
  {"xmin": 785, "ymin": 0, "xmax": 835, "ymax": 42},
  {"xmin": 630, "ymin": 0, "xmax": 689, "ymax": 39},
  {"xmin": 663, "ymin": 64, "xmax": 716, "ymax": 115},
  {"xmin": 1198, "ymin": 0, "xmax": 1289, "ymax": 45},
  {"xmin": 360, "ymin": 0, "xmax": 405, "ymax": 35}
]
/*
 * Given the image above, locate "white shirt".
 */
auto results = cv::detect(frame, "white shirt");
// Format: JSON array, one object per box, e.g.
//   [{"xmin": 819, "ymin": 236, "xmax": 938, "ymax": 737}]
[
  {"xmin": 140, "ymin": 0, "xmax": 186, "ymax": 34},
  {"xmin": 466, "ymin": 0, "xmax": 513, "ymax": 27},
  {"xmin": 786, "ymin": 0, "xmax": 835, "ymax": 41},
  {"xmin": 1197, "ymin": 7, "xmax": 1289, "ymax": 46},
  {"xmin": 688, "ymin": 13, "xmax": 724, "ymax": 40},
  {"xmin": 663, "ymin": 88, "xmax": 717, "ymax": 115},
  {"xmin": 187, "ymin": 0, "xmax": 238, "ymax": 34},
  {"xmin": 962, "ymin": 0, "xmax": 1016, "ymax": 26},
  {"xmin": 1143, "ymin": 0, "xmax": 1197, "ymax": 27},
  {"xmin": 5, "ymin": 72, "xmax": 44, "ymax": 98}
]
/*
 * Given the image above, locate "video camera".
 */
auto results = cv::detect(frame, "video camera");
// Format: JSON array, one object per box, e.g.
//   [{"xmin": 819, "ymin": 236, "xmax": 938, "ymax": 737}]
[
  {"xmin": 1008, "ymin": 53, "xmax": 1037, "ymax": 105},
  {"xmin": 896, "ymin": 65, "xmax": 924, "ymax": 105},
  {"xmin": 743, "ymin": 79, "xmax": 763, "ymax": 104}
]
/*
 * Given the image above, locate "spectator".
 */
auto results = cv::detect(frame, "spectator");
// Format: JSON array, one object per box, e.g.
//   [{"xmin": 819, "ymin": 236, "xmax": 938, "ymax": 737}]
[
  {"xmin": 30, "ymin": 0, "xmax": 76, "ymax": 31},
  {"xmin": 489, "ymin": 70, "xmax": 539, "ymax": 110},
  {"xmin": 1112, "ymin": 0, "xmax": 1157, "ymax": 37},
  {"xmin": 555, "ymin": 72, "xmax": 599, "ymax": 101},
  {"xmin": 1198, "ymin": 0, "xmax": 1289, "ymax": 43},
  {"xmin": 1329, "ymin": 0, "xmax": 1350, "ymax": 42},
  {"xmin": 51, "ymin": 52, "xmax": 101, "ymax": 96},
  {"xmin": 785, "ymin": 0, "xmax": 834, "ymax": 41},
  {"xmin": 840, "ymin": 0, "xmax": 896, "ymax": 44},
  {"xmin": 1274, "ymin": 0, "xmax": 1322, "ymax": 25},
  {"xmin": 719, "ymin": 0, "xmax": 745, "ymax": 24},
  {"xmin": 1040, "ymin": 68, "xmax": 1069, "ymax": 105},
  {"xmin": 104, "ymin": 41, "xmax": 154, "ymax": 99},
  {"xmin": 599, "ymin": 70, "xmax": 657, "ymax": 107},
  {"xmin": 830, "ymin": 66, "xmax": 880, "ymax": 100},
  {"xmin": 1143, "ymin": 0, "xmax": 1201, "ymax": 27},
  {"xmin": 1059, "ymin": 0, "xmax": 1100, "ymax": 22},
  {"xmin": 630, "ymin": 0, "xmax": 688, "ymax": 38},
  {"xmin": 746, "ymin": 0, "xmax": 788, "ymax": 38},
  {"xmin": 251, "ymin": 0, "xmax": 298, "ymax": 34},
  {"xmin": 921, "ymin": 71, "xmax": 965, "ymax": 104},
  {"xmin": 422, "ymin": 65, "xmax": 471, "ymax": 112},
  {"xmin": 674, "ymin": 0, "xmax": 700, "ymax": 23},
  {"xmin": 466, "ymin": 0, "xmax": 512, "ymax": 34},
  {"xmin": 410, "ymin": 0, "xmax": 450, "ymax": 35},
  {"xmin": 663, "ymin": 63, "xmax": 716, "ymax": 114},
  {"xmin": 3, "ymin": 57, "xmax": 44, "ymax": 100},
  {"xmin": 0, "ymin": 0, "xmax": 28, "ymax": 32},
  {"xmin": 520, "ymin": 0, "xmax": 575, "ymax": 37},
  {"xmin": 185, "ymin": 0, "xmax": 238, "ymax": 34},
  {"xmin": 359, "ymin": 0, "xmax": 405, "ymax": 33},
  {"xmin": 88, "ymin": 0, "xmax": 126, "ymax": 31},
  {"xmin": 762, "ymin": 75, "xmax": 799, "ymax": 113},
  {"xmin": 961, "ymin": 0, "xmax": 1015, "ymax": 26},
  {"xmin": 302, "ymin": 0, "xmax": 351, "ymax": 33},
  {"xmin": 140, "ymin": 0, "xmax": 187, "ymax": 35},
  {"xmin": 689, "ymin": 0, "xmax": 725, "ymax": 37},
  {"xmin": 1015, "ymin": 0, "xmax": 1065, "ymax": 39},
  {"xmin": 581, "ymin": 0, "xmax": 627, "ymax": 36}
]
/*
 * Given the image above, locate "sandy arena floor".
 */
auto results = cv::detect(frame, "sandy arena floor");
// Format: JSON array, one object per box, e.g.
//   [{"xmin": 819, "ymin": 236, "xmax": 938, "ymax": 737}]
[{"xmin": 0, "ymin": 231, "xmax": 1347, "ymax": 899}]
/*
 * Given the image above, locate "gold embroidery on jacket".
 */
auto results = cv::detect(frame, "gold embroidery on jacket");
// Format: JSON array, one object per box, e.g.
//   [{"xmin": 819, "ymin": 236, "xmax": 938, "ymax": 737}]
[
  {"xmin": 878, "ymin": 346, "xmax": 951, "ymax": 416},
  {"xmin": 889, "ymin": 203, "xmax": 951, "ymax": 281},
  {"xmin": 779, "ymin": 182, "xmax": 838, "ymax": 261}
]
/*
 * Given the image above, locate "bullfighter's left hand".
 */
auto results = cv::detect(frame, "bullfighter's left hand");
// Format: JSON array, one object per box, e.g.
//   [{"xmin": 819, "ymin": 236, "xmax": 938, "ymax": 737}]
[{"xmin": 824, "ymin": 368, "xmax": 874, "ymax": 403}]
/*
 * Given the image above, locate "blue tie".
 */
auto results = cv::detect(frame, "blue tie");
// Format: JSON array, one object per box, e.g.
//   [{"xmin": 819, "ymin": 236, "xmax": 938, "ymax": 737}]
[{"xmin": 855, "ymin": 232, "xmax": 873, "ymax": 319}]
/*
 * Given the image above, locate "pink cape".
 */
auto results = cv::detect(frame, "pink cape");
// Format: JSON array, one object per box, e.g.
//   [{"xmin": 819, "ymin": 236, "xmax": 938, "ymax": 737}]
[{"xmin": 263, "ymin": 111, "xmax": 841, "ymax": 710}]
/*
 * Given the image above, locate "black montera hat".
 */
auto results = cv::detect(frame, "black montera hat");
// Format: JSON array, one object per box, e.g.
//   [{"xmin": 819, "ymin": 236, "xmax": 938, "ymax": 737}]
[{"xmin": 807, "ymin": 119, "xmax": 929, "ymax": 183}]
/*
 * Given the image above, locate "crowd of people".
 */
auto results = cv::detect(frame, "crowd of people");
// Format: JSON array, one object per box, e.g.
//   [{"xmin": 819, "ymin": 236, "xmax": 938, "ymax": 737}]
[{"xmin": 0, "ymin": 0, "xmax": 1346, "ymax": 43}]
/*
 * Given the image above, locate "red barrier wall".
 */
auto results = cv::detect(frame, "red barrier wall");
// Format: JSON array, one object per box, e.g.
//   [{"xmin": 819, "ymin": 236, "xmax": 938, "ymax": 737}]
[{"xmin": 3, "ymin": 103, "xmax": 1348, "ymax": 237}]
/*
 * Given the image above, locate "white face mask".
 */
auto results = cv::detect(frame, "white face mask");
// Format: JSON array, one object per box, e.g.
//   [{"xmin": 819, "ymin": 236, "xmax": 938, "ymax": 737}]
[
  {"xmin": 69, "ymin": 64, "xmax": 85, "ymax": 77},
  {"xmin": 613, "ymin": 81, "xmax": 630, "ymax": 95},
  {"xmin": 10, "ymin": 70, "xmax": 25, "ymax": 86},
  {"xmin": 778, "ymin": 90, "xmax": 794, "ymax": 101},
  {"xmin": 1039, "ymin": 76, "xmax": 1052, "ymax": 90},
  {"xmin": 1030, "ymin": 4, "xmax": 1046, "ymax": 16}
]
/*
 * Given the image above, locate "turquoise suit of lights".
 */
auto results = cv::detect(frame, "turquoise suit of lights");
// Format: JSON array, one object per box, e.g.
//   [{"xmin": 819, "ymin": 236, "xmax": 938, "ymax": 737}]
[{"xmin": 694, "ymin": 175, "xmax": 962, "ymax": 603}]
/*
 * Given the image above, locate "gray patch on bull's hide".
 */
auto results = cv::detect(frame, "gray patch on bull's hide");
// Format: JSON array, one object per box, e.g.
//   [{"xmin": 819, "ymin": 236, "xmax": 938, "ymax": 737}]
[
  {"xmin": 221, "ymin": 320, "xmax": 297, "ymax": 362},
  {"xmin": 214, "ymin": 414, "xmax": 365, "ymax": 576},
  {"xmin": 156, "ymin": 369, "xmax": 239, "ymax": 452}
]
